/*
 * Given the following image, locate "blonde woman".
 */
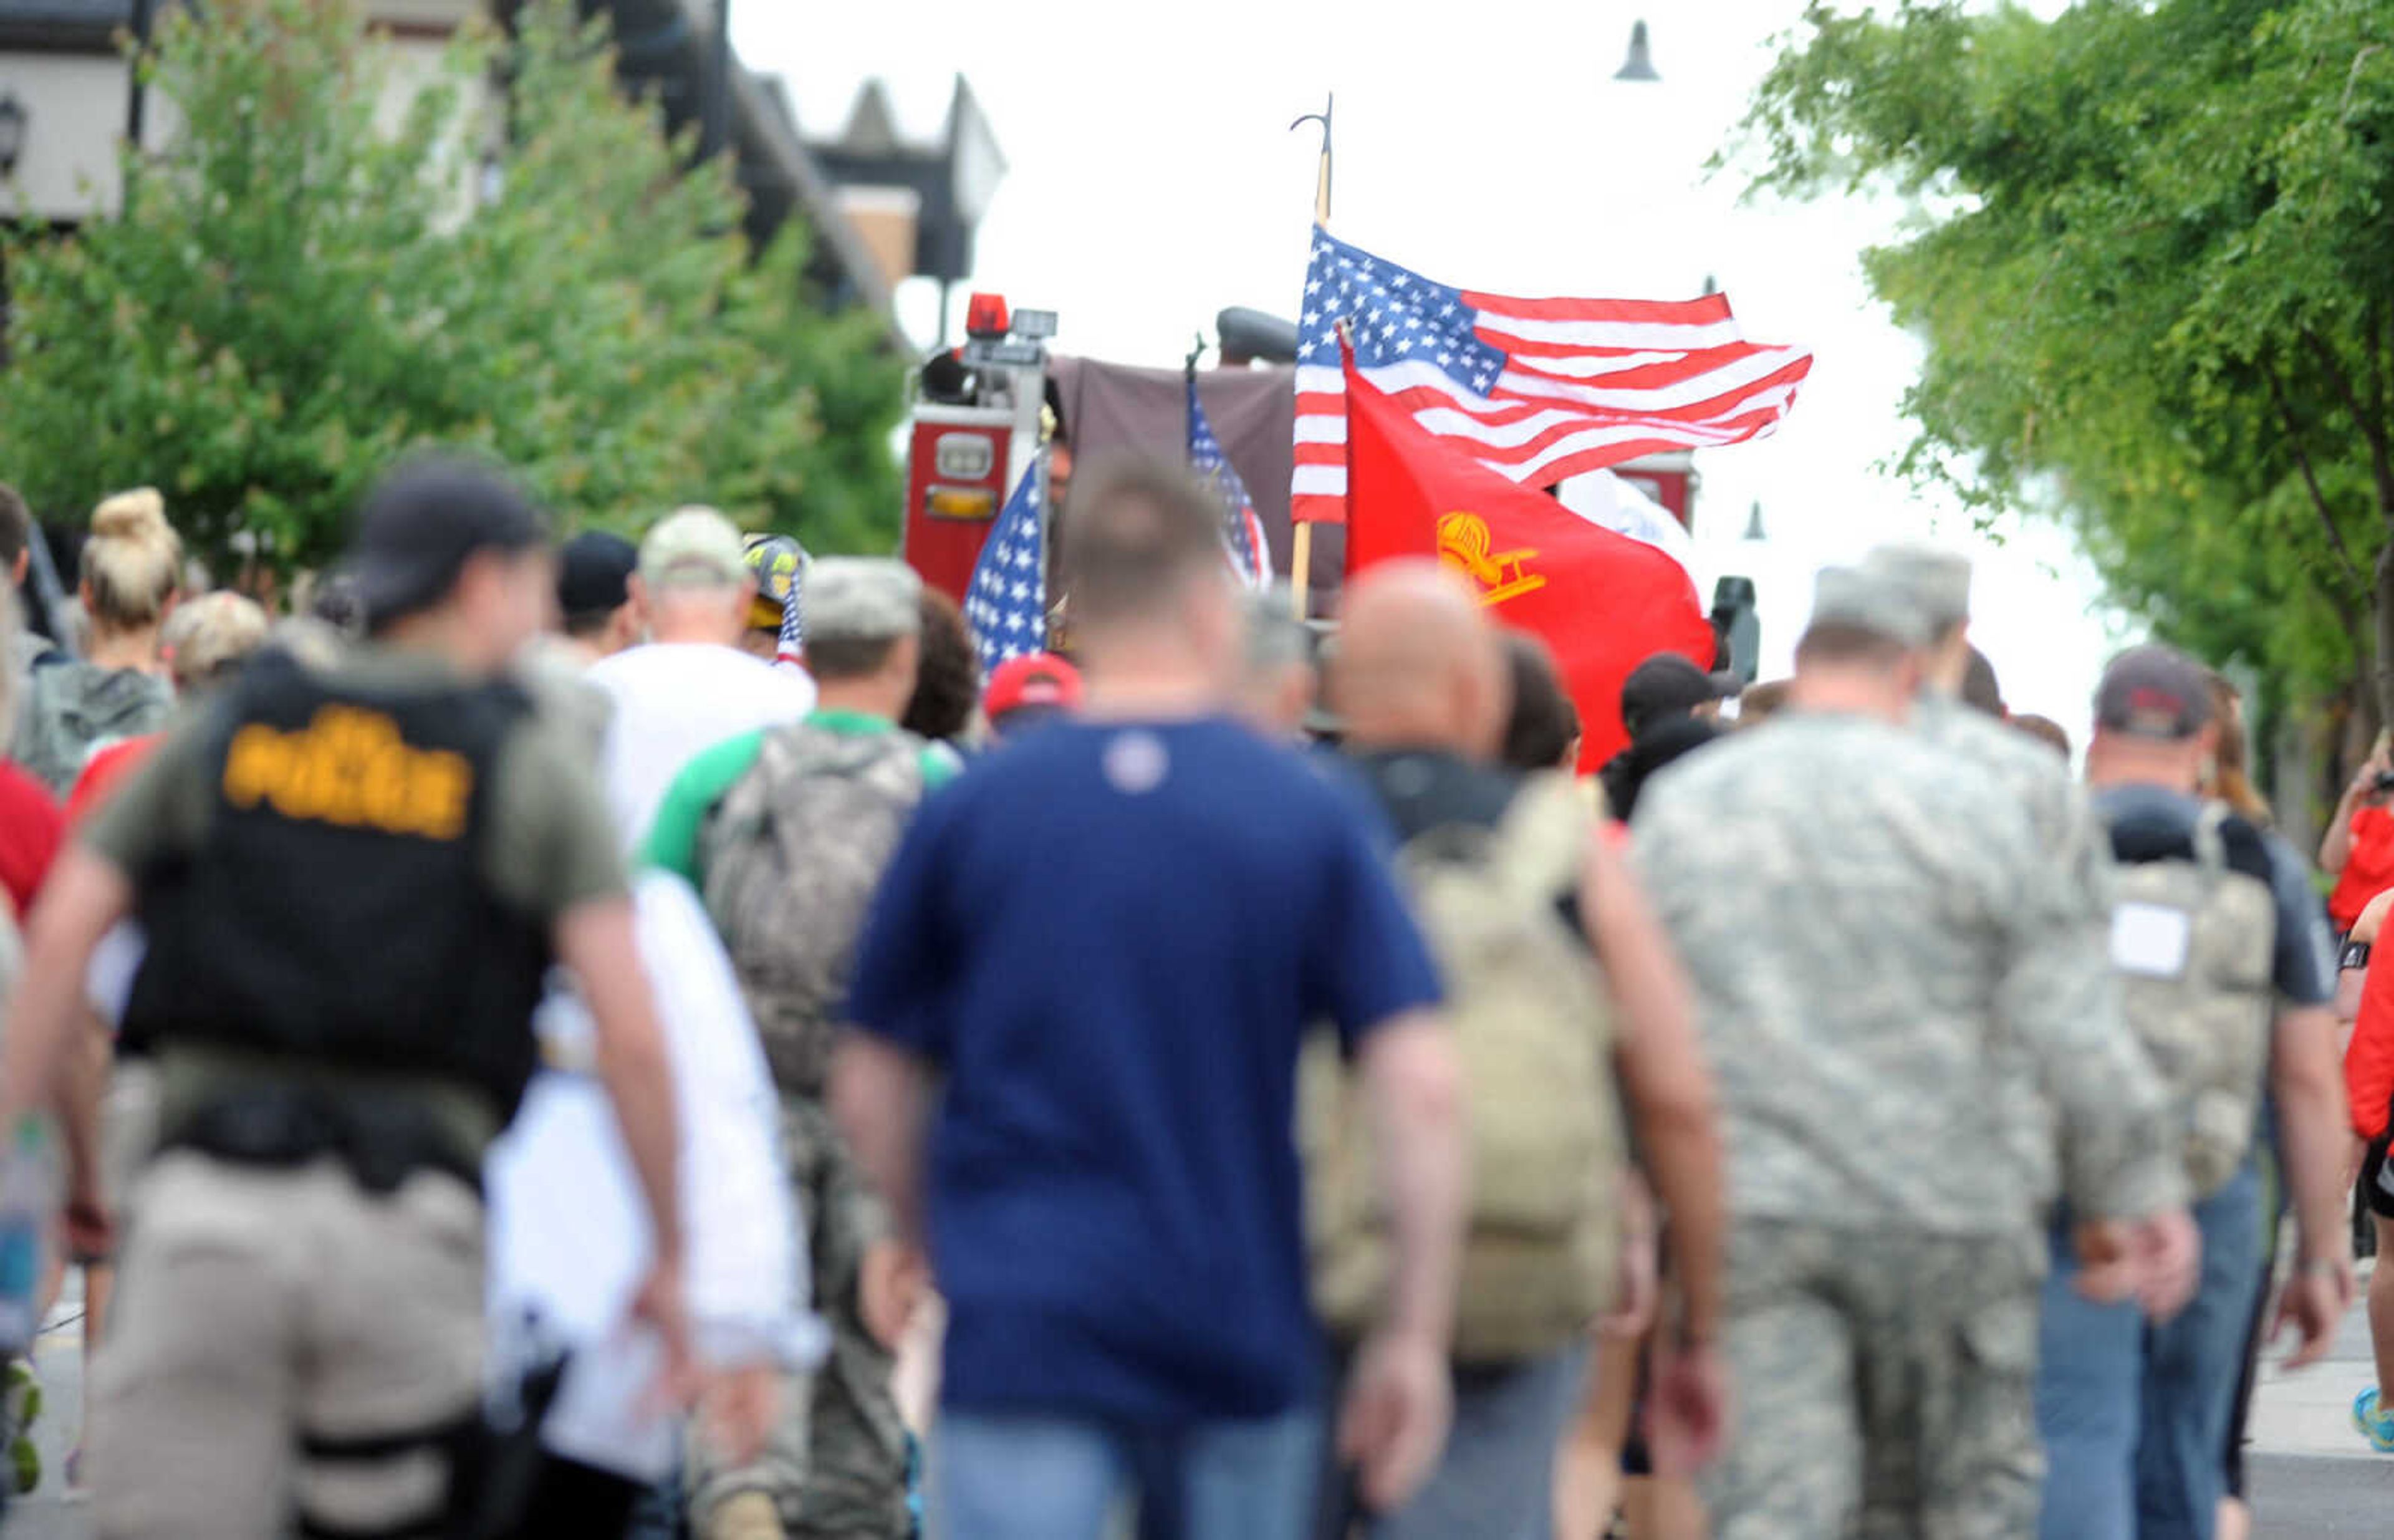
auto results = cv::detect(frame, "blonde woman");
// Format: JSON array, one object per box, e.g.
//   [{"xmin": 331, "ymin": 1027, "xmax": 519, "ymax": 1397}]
[{"xmin": 9, "ymin": 491, "xmax": 180, "ymax": 793}]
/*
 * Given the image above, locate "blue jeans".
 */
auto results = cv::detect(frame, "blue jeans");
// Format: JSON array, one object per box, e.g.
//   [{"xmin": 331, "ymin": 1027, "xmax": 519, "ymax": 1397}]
[
  {"xmin": 1370, "ymin": 1343, "xmax": 1589, "ymax": 1540},
  {"xmin": 932, "ymin": 1405, "xmax": 1324, "ymax": 1540},
  {"xmin": 2036, "ymin": 1165, "xmax": 2266, "ymax": 1540}
]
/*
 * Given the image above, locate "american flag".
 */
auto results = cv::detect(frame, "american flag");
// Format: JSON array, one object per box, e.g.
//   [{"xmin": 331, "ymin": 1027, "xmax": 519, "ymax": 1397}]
[
  {"xmin": 963, "ymin": 454, "xmax": 1047, "ymax": 673},
  {"xmin": 1292, "ymin": 226, "xmax": 1813, "ymax": 524},
  {"xmin": 776, "ymin": 571, "xmax": 805, "ymax": 666},
  {"xmin": 1188, "ymin": 376, "xmax": 1272, "ymax": 590}
]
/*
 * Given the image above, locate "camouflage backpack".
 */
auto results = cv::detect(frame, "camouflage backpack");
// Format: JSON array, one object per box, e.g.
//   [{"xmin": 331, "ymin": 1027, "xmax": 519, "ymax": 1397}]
[
  {"xmin": 2105, "ymin": 802, "xmax": 2277, "ymax": 1197},
  {"xmin": 697, "ymin": 721, "xmax": 933, "ymax": 1099},
  {"xmin": 1304, "ymin": 771, "xmax": 1623, "ymax": 1364}
]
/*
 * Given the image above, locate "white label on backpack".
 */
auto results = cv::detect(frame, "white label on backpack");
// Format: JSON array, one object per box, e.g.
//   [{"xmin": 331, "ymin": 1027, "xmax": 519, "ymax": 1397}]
[{"xmin": 2112, "ymin": 902, "xmax": 2194, "ymax": 978}]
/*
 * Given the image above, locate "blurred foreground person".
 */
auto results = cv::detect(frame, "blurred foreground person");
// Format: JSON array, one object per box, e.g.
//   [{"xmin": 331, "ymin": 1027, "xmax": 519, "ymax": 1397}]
[
  {"xmin": 742, "ymin": 535, "xmax": 809, "ymax": 665},
  {"xmin": 1596, "ymin": 654, "xmax": 1731, "ymax": 823},
  {"xmin": 1634, "ymin": 567, "xmax": 2176, "ymax": 1540},
  {"xmin": 903, "ymin": 585, "xmax": 982, "ymax": 763},
  {"xmin": 1314, "ymin": 562, "xmax": 1724, "ymax": 1539},
  {"xmin": 1499, "ymin": 632, "xmax": 1579, "ymax": 774},
  {"xmin": 556, "ymin": 531, "xmax": 643, "ymax": 667},
  {"xmin": 1, "ymin": 460, "xmax": 690, "ymax": 1540},
  {"xmin": 649, "ymin": 559, "xmax": 947, "ymax": 1540},
  {"xmin": 982, "ymin": 652, "xmax": 1083, "ymax": 741},
  {"xmin": 833, "ymin": 458, "xmax": 1468, "ymax": 1540},
  {"xmin": 2052, "ymin": 647, "xmax": 2347, "ymax": 1540},
  {"xmin": 12, "ymin": 489, "xmax": 180, "ymax": 794},
  {"xmin": 65, "ymin": 592, "xmax": 271, "ymax": 823},
  {"xmin": 1238, "ymin": 587, "xmax": 1319, "ymax": 740},
  {"xmin": 587, "ymin": 508, "xmax": 814, "ymax": 853}
]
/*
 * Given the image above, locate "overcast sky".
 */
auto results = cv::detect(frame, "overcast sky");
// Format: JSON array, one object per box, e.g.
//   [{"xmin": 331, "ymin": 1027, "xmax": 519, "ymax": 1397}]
[{"xmin": 735, "ymin": 0, "xmax": 2132, "ymax": 734}]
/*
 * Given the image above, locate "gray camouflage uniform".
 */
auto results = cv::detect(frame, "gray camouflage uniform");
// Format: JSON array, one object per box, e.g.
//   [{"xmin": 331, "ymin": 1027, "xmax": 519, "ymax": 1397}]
[
  {"xmin": 1914, "ymin": 693, "xmax": 2187, "ymax": 1225},
  {"xmin": 1633, "ymin": 711, "xmax": 2164, "ymax": 1540}
]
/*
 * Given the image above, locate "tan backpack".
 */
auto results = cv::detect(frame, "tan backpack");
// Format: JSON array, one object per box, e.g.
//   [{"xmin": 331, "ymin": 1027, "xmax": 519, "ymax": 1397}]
[
  {"xmin": 698, "ymin": 721, "xmax": 933, "ymax": 1100},
  {"xmin": 1302, "ymin": 771, "xmax": 1623, "ymax": 1364},
  {"xmin": 2106, "ymin": 802, "xmax": 2277, "ymax": 1196}
]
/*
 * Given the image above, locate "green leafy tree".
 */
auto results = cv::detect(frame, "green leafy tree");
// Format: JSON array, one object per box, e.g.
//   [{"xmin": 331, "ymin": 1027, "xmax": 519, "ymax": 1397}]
[
  {"xmin": 0, "ymin": 0, "xmax": 905, "ymax": 572},
  {"xmin": 1739, "ymin": 0, "xmax": 2394, "ymax": 741}
]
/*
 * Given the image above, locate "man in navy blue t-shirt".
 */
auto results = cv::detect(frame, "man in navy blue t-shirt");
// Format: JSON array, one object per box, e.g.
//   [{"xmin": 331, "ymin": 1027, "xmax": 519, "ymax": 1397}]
[{"xmin": 834, "ymin": 459, "xmax": 1468, "ymax": 1540}]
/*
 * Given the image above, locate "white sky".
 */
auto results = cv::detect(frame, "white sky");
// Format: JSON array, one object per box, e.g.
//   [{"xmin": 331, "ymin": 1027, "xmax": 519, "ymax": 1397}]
[{"xmin": 736, "ymin": 0, "xmax": 2133, "ymax": 736}]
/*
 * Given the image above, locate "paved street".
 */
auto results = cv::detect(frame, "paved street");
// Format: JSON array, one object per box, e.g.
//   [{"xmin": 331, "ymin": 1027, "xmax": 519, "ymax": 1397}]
[
  {"xmin": 4, "ymin": 1282, "xmax": 86, "ymax": 1539},
  {"xmin": 2238, "ymin": 1263, "xmax": 2394, "ymax": 1536}
]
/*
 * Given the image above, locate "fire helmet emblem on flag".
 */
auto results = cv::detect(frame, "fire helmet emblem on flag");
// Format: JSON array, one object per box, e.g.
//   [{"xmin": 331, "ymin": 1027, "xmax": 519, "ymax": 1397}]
[{"xmin": 1436, "ymin": 511, "xmax": 1545, "ymax": 607}]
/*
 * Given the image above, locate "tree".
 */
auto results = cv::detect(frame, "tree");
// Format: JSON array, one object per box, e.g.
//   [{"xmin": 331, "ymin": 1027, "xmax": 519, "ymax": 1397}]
[
  {"xmin": 1739, "ymin": 0, "xmax": 2394, "ymax": 738},
  {"xmin": 0, "ymin": 0, "xmax": 905, "ymax": 572}
]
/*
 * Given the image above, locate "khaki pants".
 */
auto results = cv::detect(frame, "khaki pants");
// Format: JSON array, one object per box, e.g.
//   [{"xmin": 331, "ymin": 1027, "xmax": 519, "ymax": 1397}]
[{"xmin": 89, "ymin": 1152, "xmax": 485, "ymax": 1540}]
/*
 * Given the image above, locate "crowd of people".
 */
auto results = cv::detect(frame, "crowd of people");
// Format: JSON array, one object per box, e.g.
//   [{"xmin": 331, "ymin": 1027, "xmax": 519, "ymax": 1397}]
[{"xmin": 0, "ymin": 451, "xmax": 2378, "ymax": 1540}]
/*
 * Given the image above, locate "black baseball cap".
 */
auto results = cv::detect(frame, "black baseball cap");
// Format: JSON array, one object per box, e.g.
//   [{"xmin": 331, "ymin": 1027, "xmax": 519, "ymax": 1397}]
[
  {"xmin": 2094, "ymin": 643, "xmax": 2214, "ymax": 741},
  {"xmin": 1620, "ymin": 652, "xmax": 1739, "ymax": 737},
  {"xmin": 557, "ymin": 530, "xmax": 638, "ymax": 620},
  {"xmin": 347, "ymin": 459, "xmax": 550, "ymax": 632}
]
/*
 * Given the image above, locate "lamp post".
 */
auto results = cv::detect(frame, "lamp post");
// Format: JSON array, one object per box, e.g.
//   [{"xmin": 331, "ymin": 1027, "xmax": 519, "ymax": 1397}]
[
  {"xmin": 0, "ymin": 95, "xmax": 24, "ymax": 179},
  {"xmin": 1615, "ymin": 19, "xmax": 1660, "ymax": 82}
]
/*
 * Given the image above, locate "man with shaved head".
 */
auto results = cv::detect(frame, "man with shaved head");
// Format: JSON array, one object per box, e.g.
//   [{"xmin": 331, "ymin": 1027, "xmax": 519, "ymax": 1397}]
[{"xmin": 1316, "ymin": 560, "xmax": 1728, "ymax": 1538}]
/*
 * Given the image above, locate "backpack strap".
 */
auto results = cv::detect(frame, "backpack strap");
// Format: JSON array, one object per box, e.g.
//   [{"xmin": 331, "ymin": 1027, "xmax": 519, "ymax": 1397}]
[
  {"xmin": 1492, "ymin": 772, "xmax": 1594, "ymax": 910},
  {"xmin": 2191, "ymin": 802, "xmax": 2231, "ymax": 877}
]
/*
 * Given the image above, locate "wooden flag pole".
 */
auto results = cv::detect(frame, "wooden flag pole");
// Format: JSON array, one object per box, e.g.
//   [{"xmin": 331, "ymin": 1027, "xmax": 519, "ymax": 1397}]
[{"xmin": 1289, "ymin": 94, "xmax": 1334, "ymax": 621}]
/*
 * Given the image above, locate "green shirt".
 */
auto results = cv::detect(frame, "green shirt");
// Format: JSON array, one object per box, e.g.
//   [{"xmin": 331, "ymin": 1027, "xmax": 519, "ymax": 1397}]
[
  {"xmin": 84, "ymin": 642, "xmax": 627, "ymax": 923},
  {"xmin": 639, "ymin": 708, "xmax": 956, "ymax": 886}
]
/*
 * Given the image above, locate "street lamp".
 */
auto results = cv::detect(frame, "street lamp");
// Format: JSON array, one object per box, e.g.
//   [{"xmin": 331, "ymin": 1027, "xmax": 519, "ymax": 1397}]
[
  {"xmin": 1615, "ymin": 20, "xmax": 1660, "ymax": 82},
  {"xmin": 0, "ymin": 95, "xmax": 26, "ymax": 178}
]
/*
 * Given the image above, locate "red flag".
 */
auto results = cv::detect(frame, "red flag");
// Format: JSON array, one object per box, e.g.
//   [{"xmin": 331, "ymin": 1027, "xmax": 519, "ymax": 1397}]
[{"xmin": 1344, "ymin": 359, "xmax": 1717, "ymax": 771}]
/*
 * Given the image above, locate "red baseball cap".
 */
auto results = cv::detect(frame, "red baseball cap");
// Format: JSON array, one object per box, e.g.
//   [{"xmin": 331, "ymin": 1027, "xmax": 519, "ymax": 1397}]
[{"xmin": 986, "ymin": 652, "xmax": 1085, "ymax": 725}]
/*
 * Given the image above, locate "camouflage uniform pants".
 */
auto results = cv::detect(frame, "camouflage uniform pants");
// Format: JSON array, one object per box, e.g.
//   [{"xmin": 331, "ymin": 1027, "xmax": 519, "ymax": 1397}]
[
  {"xmin": 689, "ymin": 1098, "xmax": 911, "ymax": 1539},
  {"xmin": 1704, "ymin": 1221, "xmax": 2044, "ymax": 1540}
]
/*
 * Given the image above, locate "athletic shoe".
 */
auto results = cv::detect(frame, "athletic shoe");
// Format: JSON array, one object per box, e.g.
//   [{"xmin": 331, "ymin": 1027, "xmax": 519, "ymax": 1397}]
[
  {"xmin": 2353, "ymin": 1386, "xmax": 2394, "ymax": 1453},
  {"xmin": 4, "ymin": 1359, "xmax": 41, "ymax": 1494}
]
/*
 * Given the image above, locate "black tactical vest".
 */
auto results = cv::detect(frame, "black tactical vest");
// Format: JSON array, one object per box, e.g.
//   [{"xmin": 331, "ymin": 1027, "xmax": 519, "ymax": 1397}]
[{"xmin": 123, "ymin": 648, "xmax": 550, "ymax": 1121}]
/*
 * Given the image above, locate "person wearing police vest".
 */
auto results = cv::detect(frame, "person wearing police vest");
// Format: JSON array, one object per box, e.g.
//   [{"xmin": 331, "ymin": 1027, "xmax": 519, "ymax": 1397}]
[
  {"xmin": 2035, "ymin": 643, "xmax": 2350, "ymax": 1540},
  {"xmin": 0, "ymin": 458, "xmax": 692, "ymax": 1540}
]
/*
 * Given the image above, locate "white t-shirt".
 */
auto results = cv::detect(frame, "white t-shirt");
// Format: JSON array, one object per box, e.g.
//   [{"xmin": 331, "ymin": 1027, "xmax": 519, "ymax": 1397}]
[
  {"xmin": 484, "ymin": 872, "xmax": 822, "ymax": 1481},
  {"xmin": 584, "ymin": 643, "xmax": 816, "ymax": 851}
]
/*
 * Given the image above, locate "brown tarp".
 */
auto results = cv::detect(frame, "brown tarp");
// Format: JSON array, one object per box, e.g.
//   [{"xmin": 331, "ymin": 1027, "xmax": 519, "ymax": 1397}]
[{"xmin": 1048, "ymin": 355, "xmax": 1345, "ymax": 605}]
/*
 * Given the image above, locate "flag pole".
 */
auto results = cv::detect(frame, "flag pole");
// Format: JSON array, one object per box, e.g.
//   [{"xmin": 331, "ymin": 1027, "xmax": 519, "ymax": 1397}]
[{"xmin": 1289, "ymin": 94, "xmax": 1334, "ymax": 621}]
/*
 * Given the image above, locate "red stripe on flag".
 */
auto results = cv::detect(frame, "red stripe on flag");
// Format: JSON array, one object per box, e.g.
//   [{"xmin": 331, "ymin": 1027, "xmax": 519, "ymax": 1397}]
[{"xmin": 1461, "ymin": 291, "xmax": 1736, "ymax": 326}]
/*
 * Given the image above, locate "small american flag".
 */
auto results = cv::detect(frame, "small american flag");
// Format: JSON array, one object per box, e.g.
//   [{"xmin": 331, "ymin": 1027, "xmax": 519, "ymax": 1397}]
[
  {"xmin": 1188, "ymin": 376, "xmax": 1272, "ymax": 590},
  {"xmin": 1292, "ymin": 226, "xmax": 1812, "ymax": 523},
  {"xmin": 776, "ymin": 574, "xmax": 805, "ymax": 665},
  {"xmin": 963, "ymin": 454, "xmax": 1047, "ymax": 673}
]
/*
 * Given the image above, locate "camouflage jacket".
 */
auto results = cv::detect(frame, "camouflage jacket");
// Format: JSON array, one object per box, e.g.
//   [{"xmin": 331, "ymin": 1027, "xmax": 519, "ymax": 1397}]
[
  {"xmin": 1632, "ymin": 710, "xmax": 2176, "ymax": 1235},
  {"xmin": 1915, "ymin": 694, "xmax": 2187, "ymax": 1223}
]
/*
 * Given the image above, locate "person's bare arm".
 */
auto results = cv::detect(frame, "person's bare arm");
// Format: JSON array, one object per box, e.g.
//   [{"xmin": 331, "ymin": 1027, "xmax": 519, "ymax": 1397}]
[
  {"xmin": 3, "ymin": 851, "xmax": 132, "ymax": 1233},
  {"xmin": 559, "ymin": 898, "xmax": 681, "ymax": 1251},
  {"xmin": 1340, "ymin": 1011, "xmax": 1467, "ymax": 1513},
  {"xmin": 2324, "ymin": 802, "xmax": 2358, "ymax": 877},
  {"xmin": 1583, "ymin": 835, "xmax": 1724, "ymax": 1347},
  {"xmin": 2272, "ymin": 1002, "xmax": 2358, "ymax": 1367},
  {"xmin": 829, "ymin": 1033, "xmax": 933, "ymax": 1249},
  {"xmin": 1355, "ymin": 1011, "xmax": 1467, "ymax": 1344},
  {"xmin": 2323, "ymin": 761, "xmax": 2385, "ymax": 875}
]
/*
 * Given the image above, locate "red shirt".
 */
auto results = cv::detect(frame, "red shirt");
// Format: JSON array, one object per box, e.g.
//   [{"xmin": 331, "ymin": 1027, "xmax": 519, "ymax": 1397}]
[
  {"xmin": 2349, "ymin": 953, "xmax": 2394, "ymax": 1141},
  {"xmin": 0, "ymin": 761, "xmax": 63, "ymax": 920},
  {"xmin": 64, "ymin": 734, "xmax": 160, "ymax": 830},
  {"xmin": 2330, "ymin": 805, "xmax": 2394, "ymax": 931}
]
